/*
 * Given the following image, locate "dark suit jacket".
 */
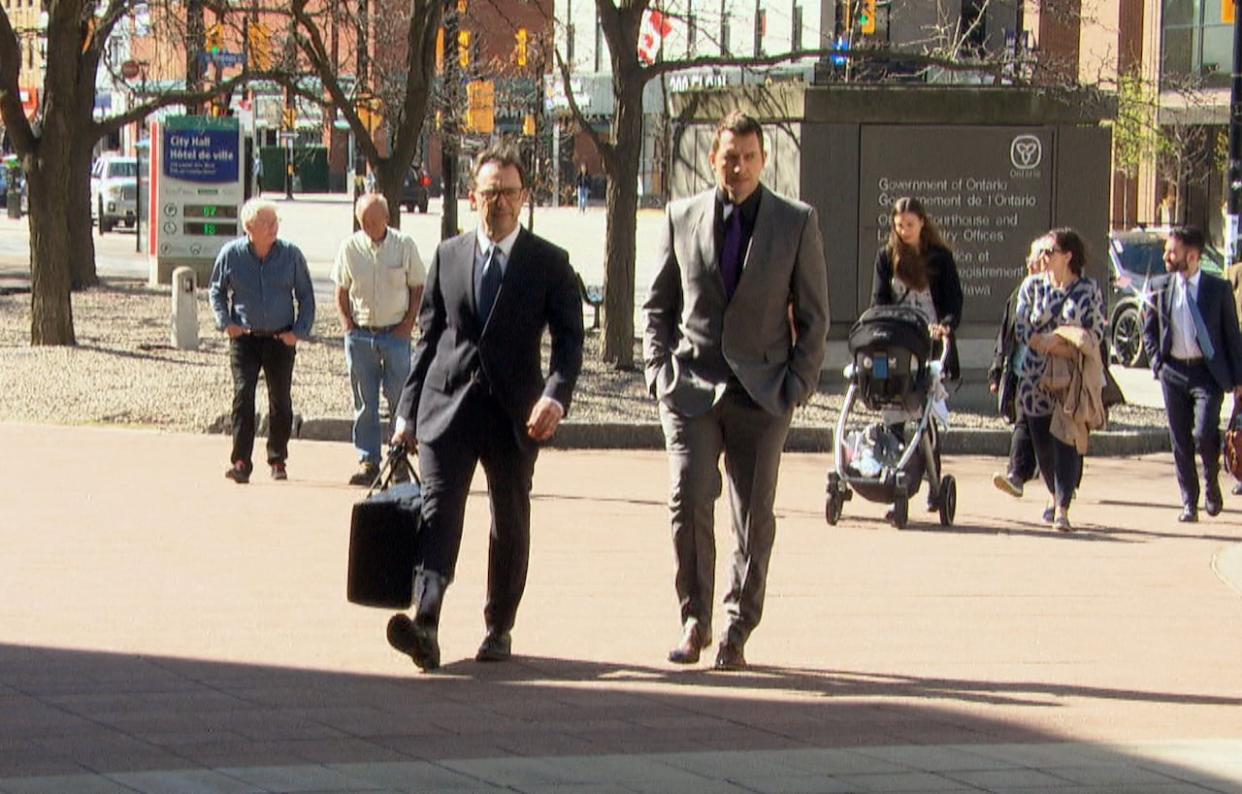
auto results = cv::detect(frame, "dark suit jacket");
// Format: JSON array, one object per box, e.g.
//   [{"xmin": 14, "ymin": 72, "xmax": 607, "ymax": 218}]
[
  {"xmin": 1141, "ymin": 270, "xmax": 1242, "ymax": 393},
  {"xmin": 642, "ymin": 185, "xmax": 830, "ymax": 418},
  {"xmin": 870, "ymin": 244, "xmax": 963, "ymax": 380},
  {"xmin": 395, "ymin": 227, "xmax": 584, "ymax": 448}
]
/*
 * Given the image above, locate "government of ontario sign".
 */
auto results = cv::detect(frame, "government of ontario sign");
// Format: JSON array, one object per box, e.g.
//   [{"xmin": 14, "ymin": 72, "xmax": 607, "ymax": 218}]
[{"xmin": 859, "ymin": 126, "xmax": 1054, "ymax": 302}]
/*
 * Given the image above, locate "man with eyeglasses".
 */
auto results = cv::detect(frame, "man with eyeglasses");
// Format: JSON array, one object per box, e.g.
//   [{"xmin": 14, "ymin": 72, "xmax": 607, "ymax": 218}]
[
  {"xmin": 386, "ymin": 144, "xmax": 584, "ymax": 671},
  {"xmin": 1142, "ymin": 226, "xmax": 1242, "ymax": 522}
]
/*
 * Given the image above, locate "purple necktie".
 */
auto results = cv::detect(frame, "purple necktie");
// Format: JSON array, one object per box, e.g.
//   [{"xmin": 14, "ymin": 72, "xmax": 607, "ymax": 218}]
[{"xmin": 720, "ymin": 207, "xmax": 743, "ymax": 300}]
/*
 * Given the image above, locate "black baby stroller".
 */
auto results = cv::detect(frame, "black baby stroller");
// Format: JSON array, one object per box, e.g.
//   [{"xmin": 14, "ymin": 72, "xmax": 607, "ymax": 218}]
[{"xmin": 826, "ymin": 305, "xmax": 956, "ymax": 529}]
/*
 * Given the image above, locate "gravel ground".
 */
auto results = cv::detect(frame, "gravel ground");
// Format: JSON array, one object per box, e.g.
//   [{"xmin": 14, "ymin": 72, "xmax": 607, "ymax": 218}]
[{"xmin": 1, "ymin": 278, "xmax": 1169, "ymax": 433}]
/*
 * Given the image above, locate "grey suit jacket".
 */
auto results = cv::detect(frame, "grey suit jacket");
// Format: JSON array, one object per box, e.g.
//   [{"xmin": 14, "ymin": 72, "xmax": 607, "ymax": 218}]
[{"xmin": 643, "ymin": 185, "xmax": 830, "ymax": 417}]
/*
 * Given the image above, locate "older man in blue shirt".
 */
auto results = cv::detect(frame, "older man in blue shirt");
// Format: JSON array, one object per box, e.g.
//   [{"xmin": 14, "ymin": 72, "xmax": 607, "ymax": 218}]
[{"xmin": 209, "ymin": 199, "xmax": 315, "ymax": 484}]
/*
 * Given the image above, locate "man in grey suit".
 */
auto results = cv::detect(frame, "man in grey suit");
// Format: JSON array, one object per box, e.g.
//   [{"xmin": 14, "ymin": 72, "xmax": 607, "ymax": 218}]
[{"xmin": 644, "ymin": 111, "xmax": 830, "ymax": 670}]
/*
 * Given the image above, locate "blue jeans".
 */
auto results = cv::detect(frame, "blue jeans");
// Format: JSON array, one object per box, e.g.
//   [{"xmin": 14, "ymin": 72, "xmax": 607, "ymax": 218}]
[
  {"xmin": 345, "ymin": 329, "xmax": 411, "ymax": 465},
  {"xmin": 577, "ymin": 186, "xmax": 589, "ymax": 212}
]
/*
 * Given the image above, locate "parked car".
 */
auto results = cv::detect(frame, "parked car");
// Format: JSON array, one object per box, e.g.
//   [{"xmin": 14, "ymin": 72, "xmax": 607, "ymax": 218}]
[
  {"xmin": 401, "ymin": 166, "xmax": 430, "ymax": 213},
  {"xmin": 1106, "ymin": 227, "xmax": 1225, "ymax": 367},
  {"xmin": 91, "ymin": 154, "xmax": 138, "ymax": 233}
]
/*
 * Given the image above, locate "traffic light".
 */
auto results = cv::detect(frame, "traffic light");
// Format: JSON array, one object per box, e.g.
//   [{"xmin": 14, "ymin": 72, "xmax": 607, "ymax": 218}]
[
  {"xmin": 465, "ymin": 80, "xmax": 494, "ymax": 134},
  {"xmin": 283, "ymin": 106, "xmax": 296, "ymax": 130},
  {"xmin": 859, "ymin": 0, "xmax": 876, "ymax": 35},
  {"xmin": 515, "ymin": 28, "xmax": 528, "ymax": 67},
  {"xmin": 1226, "ymin": 0, "xmax": 1236, "ymax": 24},
  {"xmin": 247, "ymin": 23, "xmax": 272, "ymax": 71},
  {"xmin": 205, "ymin": 23, "xmax": 224, "ymax": 54},
  {"xmin": 458, "ymin": 30, "xmax": 471, "ymax": 67}
]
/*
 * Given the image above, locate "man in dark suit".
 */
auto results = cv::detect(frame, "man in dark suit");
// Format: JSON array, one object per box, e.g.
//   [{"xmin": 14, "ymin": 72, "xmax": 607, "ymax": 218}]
[
  {"xmin": 387, "ymin": 145, "xmax": 584, "ymax": 671},
  {"xmin": 1141, "ymin": 226, "xmax": 1242, "ymax": 522},
  {"xmin": 644, "ymin": 111, "xmax": 830, "ymax": 670}
]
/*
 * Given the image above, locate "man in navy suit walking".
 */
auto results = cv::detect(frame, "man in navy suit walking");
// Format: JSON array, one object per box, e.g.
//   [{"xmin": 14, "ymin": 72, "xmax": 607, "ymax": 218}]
[
  {"xmin": 1142, "ymin": 226, "xmax": 1242, "ymax": 522},
  {"xmin": 387, "ymin": 145, "xmax": 584, "ymax": 670}
]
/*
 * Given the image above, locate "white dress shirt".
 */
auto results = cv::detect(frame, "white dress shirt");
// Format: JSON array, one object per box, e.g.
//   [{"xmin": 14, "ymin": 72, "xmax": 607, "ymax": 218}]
[{"xmin": 1170, "ymin": 270, "xmax": 1204, "ymax": 359}]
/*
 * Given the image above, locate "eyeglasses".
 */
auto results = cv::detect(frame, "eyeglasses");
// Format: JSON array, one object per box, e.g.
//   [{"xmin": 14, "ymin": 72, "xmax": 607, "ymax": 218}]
[
  {"xmin": 1037, "ymin": 247, "xmax": 1063, "ymax": 258},
  {"xmin": 477, "ymin": 187, "xmax": 524, "ymax": 202}
]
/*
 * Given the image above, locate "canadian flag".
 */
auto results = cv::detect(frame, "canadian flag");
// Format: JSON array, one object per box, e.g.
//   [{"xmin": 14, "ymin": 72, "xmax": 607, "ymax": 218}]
[{"xmin": 637, "ymin": 9, "xmax": 672, "ymax": 65}]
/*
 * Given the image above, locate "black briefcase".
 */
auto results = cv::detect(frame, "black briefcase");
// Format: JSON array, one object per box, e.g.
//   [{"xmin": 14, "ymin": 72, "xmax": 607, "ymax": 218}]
[{"xmin": 346, "ymin": 446, "xmax": 422, "ymax": 609}]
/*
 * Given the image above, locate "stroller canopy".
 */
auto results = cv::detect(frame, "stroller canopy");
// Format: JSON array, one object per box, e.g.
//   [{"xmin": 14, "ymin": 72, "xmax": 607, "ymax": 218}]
[{"xmin": 848, "ymin": 305, "xmax": 933, "ymax": 360}]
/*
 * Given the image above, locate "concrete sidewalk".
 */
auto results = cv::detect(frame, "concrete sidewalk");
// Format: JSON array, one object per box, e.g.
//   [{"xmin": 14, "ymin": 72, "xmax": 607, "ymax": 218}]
[{"xmin": 2, "ymin": 423, "xmax": 1241, "ymax": 793}]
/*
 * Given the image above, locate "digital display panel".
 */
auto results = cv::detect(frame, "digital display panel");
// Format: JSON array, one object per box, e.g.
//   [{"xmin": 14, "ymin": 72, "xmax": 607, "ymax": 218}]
[
  {"xmin": 183, "ymin": 221, "xmax": 239, "ymax": 236},
  {"xmin": 184, "ymin": 204, "xmax": 238, "ymax": 219}
]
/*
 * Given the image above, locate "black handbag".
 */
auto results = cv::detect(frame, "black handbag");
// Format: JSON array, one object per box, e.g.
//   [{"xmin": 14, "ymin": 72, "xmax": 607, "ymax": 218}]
[
  {"xmin": 998, "ymin": 366, "xmax": 1019, "ymax": 425},
  {"xmin": 346, "ymin": 446, "xmax": 423, "ymax": 609}
]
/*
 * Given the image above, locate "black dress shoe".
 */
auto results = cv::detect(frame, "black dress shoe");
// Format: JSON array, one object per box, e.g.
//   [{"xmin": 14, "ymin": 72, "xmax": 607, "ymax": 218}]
[
  {"xmin": 668, "ymin": 623, "xmax": 710, "ymax": 664},
  {"xmin": 1205, "ymin": 482, "xmax": 1223, "ymax": 517},
  {"xmin": 387, "ymin": 613, "xmax": 440, "ymax": 671},
  {"xmin": 1178, "ymin": 506, "xmax": 1199, "ymax": 523},
  {"xmin": 476, "ymin": 631, "xmax": 512, "ymax": 662},
  {"xmin": 713, "ymin": 642, "xmax": 747, "ymax": 671}
]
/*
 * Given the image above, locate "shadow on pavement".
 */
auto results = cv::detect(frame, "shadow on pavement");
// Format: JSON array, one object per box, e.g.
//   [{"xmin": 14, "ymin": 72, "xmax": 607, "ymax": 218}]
[{"xmin": 2, "ymin": 642, "xmax": 1240, "ymax": 792}]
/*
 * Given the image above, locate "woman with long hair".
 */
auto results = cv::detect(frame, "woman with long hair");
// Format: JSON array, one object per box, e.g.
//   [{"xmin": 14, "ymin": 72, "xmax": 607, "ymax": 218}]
[
  {"xmin": 1012, "ymin": 227, "xmax": 1107, "ymax": 531},
  {"xmin": 869, "ymin": 197, "xmax": 963, "ymax": 514},
  {"xmin": 871, "ymin": 196, "xmax": 963, "ymax": 381}
]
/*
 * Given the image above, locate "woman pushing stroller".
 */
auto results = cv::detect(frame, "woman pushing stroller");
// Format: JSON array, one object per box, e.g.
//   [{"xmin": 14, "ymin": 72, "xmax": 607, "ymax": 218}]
[{"xmin": 870, "ymin": 197, "xmax": 964, "ymax": 511}]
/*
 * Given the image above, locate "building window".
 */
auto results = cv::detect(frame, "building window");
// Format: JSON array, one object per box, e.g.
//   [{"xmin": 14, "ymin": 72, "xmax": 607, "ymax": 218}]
[
  {"xmin": 1162, "ymin": 0, "xmax": 1233, "ymax": 88},
  {"xmin": 754, "ymin": 3, "xmax": 765, "ymax": 57},
  {"xmin": 791, "ymin": 2, "xmax": 802, "ymax": 50},
  {"xmin": 687, "ymin": 12, "xmax": 697, "ymax": 56}
]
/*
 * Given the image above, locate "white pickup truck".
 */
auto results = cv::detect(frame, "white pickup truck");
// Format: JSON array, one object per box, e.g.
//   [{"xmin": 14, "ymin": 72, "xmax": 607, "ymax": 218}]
[{"xmin": 91, "ymin": 154, "xmax": 138, "ymax": 233}]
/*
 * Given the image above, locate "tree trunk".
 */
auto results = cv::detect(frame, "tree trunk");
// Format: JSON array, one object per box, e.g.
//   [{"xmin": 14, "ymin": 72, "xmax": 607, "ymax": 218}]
[
  {"xmin": 68, "ymin": 139, "xmax": 98, "ymax": 290},
  {"xmin": 376, "ymin": 164, "xmax": 404, "ymax": 231},
  {"xmin": 27, "ymin": 146, "xmax": 77, "ymax": 346},
  {"xmin": 600, "ymin": 81, "xmax": 644, "ymax": 369}
]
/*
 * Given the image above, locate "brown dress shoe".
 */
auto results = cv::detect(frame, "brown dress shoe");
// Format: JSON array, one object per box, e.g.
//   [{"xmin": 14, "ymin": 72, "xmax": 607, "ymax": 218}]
[
  {"xmin": 667, "ymin": 623, "xmax": 710, "ymax": 664},
  {"xmin": 476, "ymin": 631, "xmax": 512, "ymax": 662},
  {"xmin": 713, "ymin": 641, "xmax": 747, "ymax": 671}
]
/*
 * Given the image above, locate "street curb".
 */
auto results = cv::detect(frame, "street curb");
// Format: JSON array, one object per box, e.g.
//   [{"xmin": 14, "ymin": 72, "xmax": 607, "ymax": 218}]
[{"xmin": 292, "ymin": 417, "xmax": 1170, "ymax": 456}]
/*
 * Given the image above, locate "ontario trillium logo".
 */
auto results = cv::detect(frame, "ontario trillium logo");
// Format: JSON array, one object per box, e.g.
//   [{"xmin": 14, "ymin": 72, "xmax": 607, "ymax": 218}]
[{"xmin": 1010, "ymin": 135, "xmax": 1042, "ymax": 170}]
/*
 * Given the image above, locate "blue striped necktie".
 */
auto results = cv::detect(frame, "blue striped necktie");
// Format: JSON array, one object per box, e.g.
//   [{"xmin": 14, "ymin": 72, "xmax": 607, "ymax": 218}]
[
  {"xmin": 1185, "ymin": 282, "xmax": 1215, "ymax": 359},
  {"xmin": 477, "ymin": 246, "xmax": 502, "ymax": 322}
]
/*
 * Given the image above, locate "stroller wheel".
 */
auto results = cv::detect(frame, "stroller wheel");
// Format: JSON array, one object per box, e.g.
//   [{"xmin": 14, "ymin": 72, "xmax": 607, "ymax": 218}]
[
  {"xmin": 825, "ymin": 472, "xmax": 844, "ymax": 526},
  {"xmin": 826, "ymin": 493, "xmax": 844, "ymax": 525},
  {"xmin": 938, "ymin": 475, "xmax": 957, "ymax": 527},
  {"xmin": 890, "ymin": 494, "xmax": 909, "ymax": 529}
]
